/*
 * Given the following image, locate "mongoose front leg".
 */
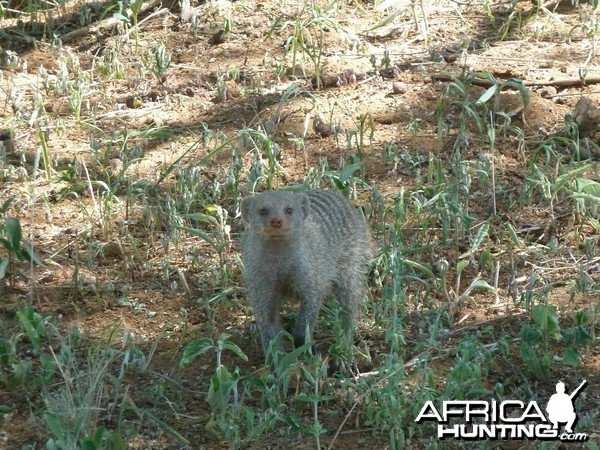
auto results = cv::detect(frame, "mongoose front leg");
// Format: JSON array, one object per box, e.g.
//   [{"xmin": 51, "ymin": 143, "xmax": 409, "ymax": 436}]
[
  {"xmin": 248, "ymin": 287, "xmax": 284, "ymax": 353},
  {"xmin": 292, "ymin": 291, "xmax": 323, "ymax": 347}
]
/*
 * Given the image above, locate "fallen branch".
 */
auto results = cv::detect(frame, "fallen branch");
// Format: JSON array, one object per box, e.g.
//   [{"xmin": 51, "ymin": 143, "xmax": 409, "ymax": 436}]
[
  {"xmin": 432, "ymin": 73, "xmax": 600, "ymax": 88},
  {"xmin": 60, "ymin": 0, "xmax": 163, "ymax": 43}
]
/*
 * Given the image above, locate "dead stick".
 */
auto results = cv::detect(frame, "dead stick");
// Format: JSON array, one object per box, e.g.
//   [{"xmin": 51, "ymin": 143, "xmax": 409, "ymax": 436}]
[
  {"xmin": 60, "ymin": 0, "xmax": 162, "ymax": 43},
  {"xmin": 432, "ymin": 73, "xmax": 600, "ymax": 88}
]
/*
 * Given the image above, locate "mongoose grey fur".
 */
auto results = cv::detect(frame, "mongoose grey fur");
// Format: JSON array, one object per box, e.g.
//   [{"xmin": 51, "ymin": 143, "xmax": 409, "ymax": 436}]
[{"xmin": 240, "ymin": 189, "xmax": 373, "ymax": 354}]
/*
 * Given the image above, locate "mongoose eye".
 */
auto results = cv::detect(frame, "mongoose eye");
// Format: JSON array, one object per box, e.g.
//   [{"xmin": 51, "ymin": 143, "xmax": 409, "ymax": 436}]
[
  {"xmin": 259, "ymin": 208, "xmax": 268, "ymax": 216},
  {"xmin": 285, "ymin": 207, "xmax": 293, "ymax": 214}
]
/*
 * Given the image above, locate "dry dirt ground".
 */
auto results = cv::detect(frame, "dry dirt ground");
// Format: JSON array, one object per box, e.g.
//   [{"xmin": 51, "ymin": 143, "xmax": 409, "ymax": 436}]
[{"xmin": 1, "ymin": 0, "xmax": 600, "ymax": 448}]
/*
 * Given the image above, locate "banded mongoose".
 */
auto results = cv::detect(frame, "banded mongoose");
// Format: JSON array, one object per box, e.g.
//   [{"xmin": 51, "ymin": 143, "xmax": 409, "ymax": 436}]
[{"xmin": 240, "ymin": 189, "xmax": 373, "ymax": 354}]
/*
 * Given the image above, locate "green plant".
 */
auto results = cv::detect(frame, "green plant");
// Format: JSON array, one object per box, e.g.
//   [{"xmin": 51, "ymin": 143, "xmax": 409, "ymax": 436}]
[
  {"xmin": 129, "ymin": 0, "xmax": 146, "ymax": 38},
  {"xmin": 177, "ymin": 202, "xmax": 232, "ymax": 270},
  {"xmin": 268, "ymin": 1, "xmax": 343, "ymax": 88},
  {"xmin": 569, "ymin": 7, "xmax": 600, "ymax": 78},
  {"xmin": 1, "ymin": 308, "xmax": 58, "ymax": 393},
  {"xmin": 96, "ymin": 48, "xmax": 126, "ymax": 79},
  {"xmin": 406, "ymin": 115, "xmax": 423, "ymax": 134},
  {"xmin": 302, "ymin": 157, "xmax": 368, "ymax": 199},
  {"xmin": 369, "ymin": 0, "xmax": 413, "ymax": 34},
  {"xmin": 519, "ymin": 304, "xmax": 557, "ymax": 375},
  {"xmin": 36, "ymin": 127, "xmax": 53, "ymax": 179},
  {"xmin": 437, "ymin": 221, "xmax": 498, "ymax": 315},
  {"xmin": 524, "ymin": 155, "xmax": 594, "ymax": 222},
  {"xmin": 561, "ymin": 310, "xmax": 593, "ymax": 366},
  {"xmin": 16, "ymin": 306, "xmax": 51, "ymax": 353},
  {"xmin": 2, "ymin": 306, "xmax": 149, "ymax": 449},
  {"xmin": 361, "ymin": 356, "xmax": 407, "ymax": 449},
  {"xmin": 45, "ymin": 423, "xmax": 126, "ymax": 450},
  {"xmin": 497, "ymin": 8, "xmax": 523, "ymax": 40},
  {"xmin": 348, "ymin": 113, "xmax": 376, "ymax": 159},
  {"xmin": 180, "ymin": 333, "xmax": 248, "ymax": 447},
  {"xmin": 0, "ymin": 211, "xmax": 42, "ymax": 283},
  {"xmin": 51, "ymin": 54, "xmax": 94, "ymax": 124},
  {"xmin": 113, "ymin": 0, "xmax": 146, "ymax": 45},
  {"xmin": 241, "ymin": 127, "xmax": 284, "ymax": 191},
  {"xmin": 443, "ymin": 336, "xmax": 492, "ymax": 399},
  {"xmin": 147, "ymin": 43, "xmax": 172, "ymax": 83},
  {"xmin": 374, "ymin": 195, "xmax": 412, "ymax": 356},
  {"xmin": 572, "ymin": 177, "xmax": 600, "ymax": 218},
  {"xmin": 294, "ymin": 352, "xmax": 330, "ymax": 448},
  {"xmin": 79, "ymin": 128, "xmax": 171, "ymax": 238},
  {"xmin": 519, "ymin": 304, "xmax": 591, "ymax": 375},
  {"xmin": 436, "ymin": 72, "xmax": 529, "ymax": 148},
  {"xmin": 43, "ymin": 327, "xmax": 145, "ymax": 449}
]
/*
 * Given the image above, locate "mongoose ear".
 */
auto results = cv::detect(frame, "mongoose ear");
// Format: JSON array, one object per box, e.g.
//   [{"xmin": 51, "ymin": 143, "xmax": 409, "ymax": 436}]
[
  {"xmin": 241, "ymin": 197, "xmax": 253, "ymax": 223},
  {"xmin": 299, "ymin": 194, "xmax": 310, "ymax": 220}
]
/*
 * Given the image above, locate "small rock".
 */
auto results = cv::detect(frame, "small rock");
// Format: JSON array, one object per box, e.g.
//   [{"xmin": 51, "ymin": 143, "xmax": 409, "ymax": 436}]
[
  {"xmin": 224, "ymin": 80, "xmax": 239, "ymax": 100},
  {"xmin": 392, "ymin": 82, "xmax": 408, "ymax": 95},
  {"xmin": 0, "ymin": 129, "xmax": 15, "ymax": 154},
  {"xmin": 337, "ymin": 69, "xmax": 357, "ymax": 86},
  {"xmin": 577, "ymin": 138, "xmax": 600, "ymax": 160},
  {"xmin": 125, "ymin": 96, "xmax": 142, "ymax": 109},
  {"xmin": 210, "ymin": 30, "xmax": 229, "ymax": 45},
  {"xmin": 102, "ymin": 241, "xmax": 124, "ymax": 258},
  {"xmin": 538, "ymin": 86, "xmax": 557, "ymax": 98},
  {"xmin": 313, "ymin": 115, "xmax": 344, "ymax": 138},
  {"xmin": 572, "ymin": 96, "xmax": 600, "ymax": 137},
  {"xmin": 108, "ymin": 158, "xmax": 124, "ymax": 176}
]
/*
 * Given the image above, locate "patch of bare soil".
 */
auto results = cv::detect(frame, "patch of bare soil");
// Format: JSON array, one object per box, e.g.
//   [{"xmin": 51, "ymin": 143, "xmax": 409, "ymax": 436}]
[{"xmin": 1, "ymin": 0, "xmax": 600, "ymax": 447}]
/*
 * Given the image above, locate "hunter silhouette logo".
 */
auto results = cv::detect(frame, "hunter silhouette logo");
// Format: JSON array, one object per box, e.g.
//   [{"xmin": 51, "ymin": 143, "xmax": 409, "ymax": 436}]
[
  {"xmin": 546, "ymin": 380, "xmax": 586, "ymax": 434},
  {"xmin": 415, "ymin": 380, "xmax": 589, "ymax": 441}
]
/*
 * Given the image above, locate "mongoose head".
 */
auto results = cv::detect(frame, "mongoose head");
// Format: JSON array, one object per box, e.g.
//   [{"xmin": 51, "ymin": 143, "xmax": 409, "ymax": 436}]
[{"xmin": 241, "ymin": 191, "xmax": 310, "ymax": 239}]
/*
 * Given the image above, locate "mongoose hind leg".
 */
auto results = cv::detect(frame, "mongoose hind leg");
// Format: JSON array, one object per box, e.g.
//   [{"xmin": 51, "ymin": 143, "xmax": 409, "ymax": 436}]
[{"xmin": 333, "ymin": 273, "xmax": 367, "ymax": 349}]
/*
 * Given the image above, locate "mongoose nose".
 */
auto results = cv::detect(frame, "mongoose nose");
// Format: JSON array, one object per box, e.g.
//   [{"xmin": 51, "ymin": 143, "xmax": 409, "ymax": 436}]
[{"xmin": 270, "ymin": 218, "xmax": 282, "ymax": 228}]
